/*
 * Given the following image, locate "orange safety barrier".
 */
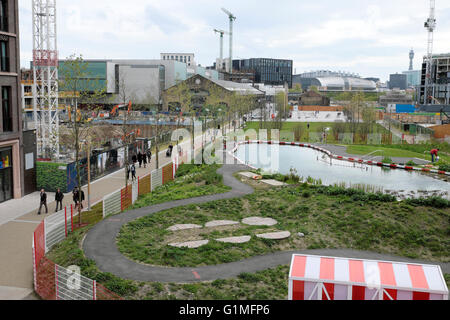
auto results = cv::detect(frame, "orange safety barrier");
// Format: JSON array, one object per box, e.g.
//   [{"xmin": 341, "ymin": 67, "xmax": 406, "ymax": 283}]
[
  {"xmin": 163, "ymin": 163, "xmax": 174, "ymax": 184},
  {"xmin": 138, "ymin": 175, "xmax": 151, "ymax": 196},
  {"xmin": 121, "ymin": 185, "xmax": 132, "ymax": 211}
]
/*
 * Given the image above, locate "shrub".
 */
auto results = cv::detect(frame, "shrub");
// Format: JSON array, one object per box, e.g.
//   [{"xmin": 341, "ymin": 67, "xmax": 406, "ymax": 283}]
[
  {"xmin": 36, "ymin": 162, "xmax": 68, "ymax": 192},
  {"xmin": 302, "ymin": 190, "xmax": 312, "ymax": 198},
  {"xmin": 406, "ymin": 160, "xmax": 417, "ymax": 166},
  {"xmin": 382, "ymin": 157, "xmax": 393, "ymax": 164},
  {"xmin": 438, "ymin": 163, "xmax": 450, "ymax": 172},
  {"xmin": 406, "ymin": 197, "xmax": 450, "ymax": 209}
]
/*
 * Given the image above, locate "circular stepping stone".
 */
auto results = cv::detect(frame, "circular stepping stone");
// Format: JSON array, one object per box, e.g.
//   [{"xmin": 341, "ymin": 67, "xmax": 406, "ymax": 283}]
[
  {"xmin": 216, "ymin": 236, "xmax": 251, "ymax": 244},
  {"xmin": 242, "ymin": 217, "xmax": 277, "ymax": 226},
  {"xmin": 167, "ymin": 224, "xmax": 202, "ymax": 232},
  {"xmin": 205, "ymin": 220, "xmax": 239, "ymax": 228},
  {"xmin": 256, "ymin": 231, "xmax": 291, "ymax": 240},
  {"xmin": 168, "ymin": 240, "xmax": 209, "ymax": 248}
]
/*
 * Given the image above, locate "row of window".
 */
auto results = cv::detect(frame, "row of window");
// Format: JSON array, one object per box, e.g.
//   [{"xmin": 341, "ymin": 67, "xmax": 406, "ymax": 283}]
[{"xmin": 162, "ymin": 55, "xmax": 191, "ymax": 64}]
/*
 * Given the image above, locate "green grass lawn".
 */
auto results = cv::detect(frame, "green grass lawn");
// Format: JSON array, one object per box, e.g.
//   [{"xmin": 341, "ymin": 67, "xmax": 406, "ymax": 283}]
[
  {"xmin": 118, "ymin": 184, "xmax": 449, "ymax": 269},
  {"xmin": 346, "ymin": 145, "xmax": 450, "ymax": 164},
  {"xmin": 129, "ymin": 164, "xmax": 231, "ymax": 209},
  {"xmin": 244, "ymin": 121, "xmax": 389, "ymax": 144}
]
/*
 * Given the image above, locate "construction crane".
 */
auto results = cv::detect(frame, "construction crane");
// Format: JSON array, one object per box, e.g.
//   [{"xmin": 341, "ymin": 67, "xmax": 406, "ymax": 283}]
[
  {"xmin": 214, "ymin": 29, "xmax": 229, "ymax": 71},
  {"xmin": 32, "ymin": 0, "xmax": 59, "ymax": 159},
  {"xmin": 424, "ymin": 0, "xmax": 437, "ymax": 105},
  {"xmin": 221, "ymin": 8, "xmax": 236, "ymax": 74}
]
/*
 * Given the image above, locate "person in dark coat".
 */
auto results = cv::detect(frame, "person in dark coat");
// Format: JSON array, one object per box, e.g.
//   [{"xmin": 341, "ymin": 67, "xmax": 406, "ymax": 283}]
[
  {"xmin": 131, "ymin": 164, "xmax": 137, "ymax": 181},
  {"xmin": 38, "ymin": 189, "xmax": 48, "ymax": 215},
  {"xmin": 137, "ymin": 152, "xmax": 143, "ymax": 168},
  {"xmin": 132, "ymin": 154, "xmax": 137, "ymax": 164},
  {"xmin": 142, "ymin": 153, "xmax": 147, "ymax": 168},
  {"xmin": 80, "ymin": 190, "xmax": 85, "ymax": 209},
  {"xmin": 73, "ymin": 187, "xmax": 79, "ymax": 211},
  {"xmin": 55, "ymin": 188, "xmax": 64, "ymax": 212},
  {"xmin": 147, "ymin": 150, "xmax": 152, "ymax": 163}
]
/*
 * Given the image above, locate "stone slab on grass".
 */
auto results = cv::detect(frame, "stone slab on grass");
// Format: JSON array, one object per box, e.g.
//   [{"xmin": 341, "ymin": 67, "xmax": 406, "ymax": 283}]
[
  {"xmin": 262, "ymin": 179, "xmax": 287, "ymax": 186},
  {"xmin": 205, "ymin": 220, "xmax": 240, "ymax": 228},
  {"xmin": 242, "ymin": 217, "xmax": 278, "ymax": 226},
  {"xmin": 256, "ymin": 231, "xmax": 291, "ymax": 240},
  {"xmin": 239, "ymin": 172, "xmax": 257, "ymax": 178},
  {"xmin": 167, "ymin": 224, "xmax": 202, "ymax": 232},
  {"xmin": 215, "ymin": 236, "xmax": 251, "ymax": 244},
  {"xmin": 168, "ymin": 240, "xmax": 209, "ymax": 249}
]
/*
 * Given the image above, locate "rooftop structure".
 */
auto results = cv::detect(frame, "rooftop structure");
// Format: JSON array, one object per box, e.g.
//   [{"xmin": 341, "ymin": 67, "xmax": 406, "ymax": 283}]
[
  {"xmin": 293, "ymin": 75, "xmax": 376, "ymax": 92},
  {"xmin": 161, "ymin": 53, "xmax": 196, "ymax": 67}
]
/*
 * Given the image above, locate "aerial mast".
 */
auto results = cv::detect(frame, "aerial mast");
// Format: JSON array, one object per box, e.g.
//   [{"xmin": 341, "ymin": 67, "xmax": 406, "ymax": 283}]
[{"xmin": 32, "ymin": 0, "xmax": 59, "ymax": 159}]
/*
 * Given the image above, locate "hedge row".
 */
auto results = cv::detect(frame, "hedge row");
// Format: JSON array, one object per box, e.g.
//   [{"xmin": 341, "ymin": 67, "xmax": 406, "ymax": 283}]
[{"xmin": 36, "ymin": 162, "xmax": 68, "ymax": 193}]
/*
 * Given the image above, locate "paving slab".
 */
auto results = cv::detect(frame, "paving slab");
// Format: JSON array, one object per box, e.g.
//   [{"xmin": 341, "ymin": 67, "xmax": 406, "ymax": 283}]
[
  {"xmin": 167, "ymin": 224, "xmax": 203, "ymax": 232},
  {"xmin": 205, "ymin": 220, "xmax": 239, "ymax": 228},
  {"xmin": 0, "ymin": 286, "xmax": 33, "ymax": 300},
  {"xmin": 262, "ymin": 179, "xmax": 287, "ymax": 186},
  {"xmin": 239, "ymin": 172, "xmax": 257, "ymax": 178},
  {"xmin": 256, "ymin": 231, "xmax": 291, "ymax": 240},
  {"xmin": 242, "ymin": 217, "xmax": 278, "ymax": 226},
  {"xmin": 168, "ymin": 240, "xmax": 209, "ymax": 249},
  {"xmin": 216, "ymin": 236, "xmax": 251, "ymax": 244}
]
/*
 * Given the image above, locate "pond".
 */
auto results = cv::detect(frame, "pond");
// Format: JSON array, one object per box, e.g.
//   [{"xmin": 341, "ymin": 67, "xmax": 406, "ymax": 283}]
[{"xmin": 235, "ymin": 143, "xmax": 450, "ymax": 197}]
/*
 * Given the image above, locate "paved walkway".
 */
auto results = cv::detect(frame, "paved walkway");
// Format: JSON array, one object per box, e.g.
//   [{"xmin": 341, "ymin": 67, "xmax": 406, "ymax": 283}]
[{"xmin": 83, "ymin": 161, "xmax": 450, "ymax": 284}]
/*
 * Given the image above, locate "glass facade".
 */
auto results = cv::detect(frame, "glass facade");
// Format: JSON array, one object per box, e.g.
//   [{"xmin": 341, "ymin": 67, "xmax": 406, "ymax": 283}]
[
  {"xmin": 0, "ymin": 147, "xmax": 12, "ymax": 203},
  {"xmin": 233, "ymin": 58, "xmax": 293, "ymax": 87}
]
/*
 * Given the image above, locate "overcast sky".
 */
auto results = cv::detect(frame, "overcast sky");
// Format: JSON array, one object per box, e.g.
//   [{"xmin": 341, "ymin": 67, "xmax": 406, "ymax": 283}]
[{"xmin": 18, "ymin": 0, "xmax": 450, "ymax": 82}]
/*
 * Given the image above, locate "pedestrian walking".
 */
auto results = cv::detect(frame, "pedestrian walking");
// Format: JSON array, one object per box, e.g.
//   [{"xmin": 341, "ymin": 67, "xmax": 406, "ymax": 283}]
[
  {"xmin": 142, "ymin": 153, "xmax": 147, "ymax": 168},
  {"xmin": 73, "ymin": 187, "xmax": 79, "ymax": 211},
  {"xmin": 147, "ymin": 150, "xmax": 152, "ymax": 164},
  {"xmin": 38, "ymin": 189, "xmax": 48, "ymax": 215},
  {"xmin": 55, "ymin": 188, "xmax": 64, "ymax": 212},
  {"xmin": 131, "ymin": 163, "xmax": 137, "ymax": 181},
  {"xmin": 132, "ymin": 154, "xmax": 137, "ymax": 165},
  {"xmin": 80, "ymin": 190, "xmax": 85, "ymax": 209},
  {"xmin": 430, "ymin": 148, "xmax": 439, "ymax": 163},
  {"xmin": 138, "ymin": 152, "xmax": 143, "ymax": 168}
]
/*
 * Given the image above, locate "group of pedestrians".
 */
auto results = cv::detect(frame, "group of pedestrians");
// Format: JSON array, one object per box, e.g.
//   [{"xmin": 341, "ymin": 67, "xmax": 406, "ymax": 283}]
[
  {"xmin": 128, "ymin": 149, "xmax": 152, "ymax": 182},
  {"xmin": 38, "ymin": 148, "xmax": 153, "ymax": 215},
  {"xmin": 38, "ymin": 187, "xmax": 84, "ymax": 215}
]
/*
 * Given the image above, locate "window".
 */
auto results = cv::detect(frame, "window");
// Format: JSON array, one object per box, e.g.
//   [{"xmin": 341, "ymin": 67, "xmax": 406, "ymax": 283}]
[
  {"xmin": 0, "ymin": 0, "xmax": 7, "ymax": 32},
  {"xmin": 0, "ymin": 40, "xmax": 8, "ymax": 72},
  {"xmin": 2, "ymin": 86, "xmax": 12, "ymax": 132}
]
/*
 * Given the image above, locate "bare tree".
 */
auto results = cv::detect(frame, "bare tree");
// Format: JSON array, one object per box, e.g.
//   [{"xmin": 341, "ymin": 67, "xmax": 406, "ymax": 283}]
[{"xmin": 59, "ymin": 54, "xmax": 107, "ymax": 224}]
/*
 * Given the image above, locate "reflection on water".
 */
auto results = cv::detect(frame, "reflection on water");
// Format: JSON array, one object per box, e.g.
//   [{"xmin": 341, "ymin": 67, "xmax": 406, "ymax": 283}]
[{"xmin": 235, "ymin": 144, "xmax": 450, "ymax": 194}]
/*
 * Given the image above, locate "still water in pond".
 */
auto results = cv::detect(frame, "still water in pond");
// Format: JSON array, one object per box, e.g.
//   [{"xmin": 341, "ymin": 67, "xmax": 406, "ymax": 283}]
[{"xmin": 235, "ymin": 144, "xmax": 450, "ymax": 194}]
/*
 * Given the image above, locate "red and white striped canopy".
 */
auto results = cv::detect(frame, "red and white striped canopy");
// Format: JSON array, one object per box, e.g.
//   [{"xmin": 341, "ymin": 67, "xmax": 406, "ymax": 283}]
[{"xmin": 289, "ymin": 254, "xmax": 448, "ymax": 294}]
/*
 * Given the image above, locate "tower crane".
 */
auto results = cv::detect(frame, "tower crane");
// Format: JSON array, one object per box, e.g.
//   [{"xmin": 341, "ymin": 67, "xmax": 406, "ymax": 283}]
[
  {"xmin": 214, "ymin": 29, "xmax": 229, "ymax": 71},
  {"xmin": 424, "ymin": 0, "xmax": 436, "ymax": 105},
  {"xmin": 221, "ymin": 8, "xmax": 236, "ymax": 74}
]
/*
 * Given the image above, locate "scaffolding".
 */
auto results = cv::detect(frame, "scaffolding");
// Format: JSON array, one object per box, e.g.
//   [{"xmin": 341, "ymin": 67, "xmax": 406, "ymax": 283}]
[{"xmin": 32, "ymin": 0, "xmax": 59, "ymax": 159}]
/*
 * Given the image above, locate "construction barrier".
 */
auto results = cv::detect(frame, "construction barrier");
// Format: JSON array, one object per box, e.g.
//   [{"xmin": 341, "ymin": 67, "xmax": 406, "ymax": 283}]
[
  {"xmin": 102, "ymin": 190, "xmax": 121, "ymax": 218},
  {"xmin": 163, "ymin": 162, "xmax": 174, "ymax": 184},
  {"xmin": 132, "ymin": 180, "xmax": 139, "ymax": 204},
  {"xmin": 151, "ymin": 168, "xmax": 163, "ymax": 191},
  {"xmin": 138, "ymin": 174, "xmax": 151, "ymax": 196},
  {"xmin": 121, "ymin": 185, "xmax": 133, "ymax": 211}
]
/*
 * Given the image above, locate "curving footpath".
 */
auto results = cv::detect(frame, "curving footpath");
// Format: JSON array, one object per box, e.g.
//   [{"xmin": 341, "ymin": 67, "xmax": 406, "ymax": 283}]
[{"xmin": 83, "ymin": 163, "xmax": 450, "ymax": 283}]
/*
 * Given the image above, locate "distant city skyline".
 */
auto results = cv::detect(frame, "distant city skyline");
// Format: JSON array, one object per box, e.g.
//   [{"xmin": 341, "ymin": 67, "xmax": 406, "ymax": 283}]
[{"xmin": 18, "ymin": 0, "xmax": 450, "ymax": 82}]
